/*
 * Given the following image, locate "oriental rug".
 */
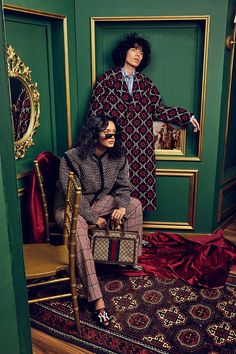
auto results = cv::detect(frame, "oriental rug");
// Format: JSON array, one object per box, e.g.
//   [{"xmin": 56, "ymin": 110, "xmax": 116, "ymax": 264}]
[{"xmin": 30, "ymin": 271, "xmax": 236, "ymax": 354}]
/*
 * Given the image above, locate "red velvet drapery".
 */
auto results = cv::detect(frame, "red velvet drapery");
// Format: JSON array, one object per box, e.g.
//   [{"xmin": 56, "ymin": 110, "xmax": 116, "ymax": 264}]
[
  {"xmin": 122, "ymin": 230, "xmax": 236, "ymax": 288},
  {"xmin": 28, "ymin": 151, "xmax": 60, "ymax": 243}
]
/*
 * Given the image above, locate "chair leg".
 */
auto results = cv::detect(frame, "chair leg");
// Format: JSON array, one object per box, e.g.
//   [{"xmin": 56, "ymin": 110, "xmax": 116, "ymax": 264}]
[{"xmin": 71, "ymin": 280, "xmax": 80, "ymax": 331}]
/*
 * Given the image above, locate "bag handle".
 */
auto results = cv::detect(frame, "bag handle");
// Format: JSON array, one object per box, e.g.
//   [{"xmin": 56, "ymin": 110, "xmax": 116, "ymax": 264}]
[
  {"xmin": 109, "ymin": 216, "xmax": 127, "ymax": 236},
  {"xmin": 92, "ymin": 215, "xmax": 127, "ymax": 236}
]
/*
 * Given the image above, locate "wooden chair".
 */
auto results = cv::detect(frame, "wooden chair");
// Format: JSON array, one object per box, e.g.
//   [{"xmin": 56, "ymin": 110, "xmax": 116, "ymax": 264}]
[{"xmin": 23, "ymin": 172, "xmax": 81, "ymax": 331}]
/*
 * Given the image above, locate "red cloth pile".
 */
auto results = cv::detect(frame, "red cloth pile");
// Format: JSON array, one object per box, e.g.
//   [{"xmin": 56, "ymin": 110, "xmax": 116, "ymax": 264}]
[
  {"xmin": 28, "ymin": 151, "xmax": 60, "ymax": 243},
  {"xmin": 122, "ymin": 229, "xmax": 236, "ymax": 288}
]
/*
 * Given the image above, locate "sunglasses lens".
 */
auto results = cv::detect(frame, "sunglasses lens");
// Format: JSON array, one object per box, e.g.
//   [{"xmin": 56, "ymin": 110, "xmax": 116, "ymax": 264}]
[{"xmin": 104, "ymin": 133, "xmax": 116, "ymax": 139}]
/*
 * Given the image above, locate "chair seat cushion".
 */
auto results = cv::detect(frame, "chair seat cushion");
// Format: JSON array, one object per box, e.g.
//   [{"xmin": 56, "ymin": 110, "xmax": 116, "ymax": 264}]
[{"xmin": 23, "ymin": 244, "xmax": 69, "ymax": 279}]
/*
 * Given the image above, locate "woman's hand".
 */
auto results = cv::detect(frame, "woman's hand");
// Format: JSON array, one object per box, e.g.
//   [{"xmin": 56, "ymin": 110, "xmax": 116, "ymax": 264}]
[
  {"xmin": 96, "ymin": 217, "xmax": 107, "ymax": 229},
  {"xmin": 111, "ymin": 207, "xmax": 126, "ymax": 225},
  {"xmin": 190, "ymin": 117, "xmax": 200, "ymax": 133}
]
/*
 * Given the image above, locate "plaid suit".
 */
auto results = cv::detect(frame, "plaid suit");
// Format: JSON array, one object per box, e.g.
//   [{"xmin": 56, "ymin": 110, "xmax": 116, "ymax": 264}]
[{"xmin": 55, "ymin": 195, "xmax": 143, "ymax": 301}]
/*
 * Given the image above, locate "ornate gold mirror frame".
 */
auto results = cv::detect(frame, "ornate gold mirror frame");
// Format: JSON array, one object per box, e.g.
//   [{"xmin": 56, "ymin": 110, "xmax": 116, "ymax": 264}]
[{"xmin": 7, "ymin": 45, "xmax": 40, "ymax": 159}]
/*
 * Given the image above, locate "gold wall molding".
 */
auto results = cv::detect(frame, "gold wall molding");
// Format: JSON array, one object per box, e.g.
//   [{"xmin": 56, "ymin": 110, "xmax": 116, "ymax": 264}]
[
  {"xmin": 18, "ymin": 186, "xmax": 27, "ymax": 197},
  {"xmin": 217, "ymin": 179, "xmax": 236, "ymax": 223},
  {"xmin": 4, "ymin": 4, "xmax": 72, "ymax": 147},
  {"xmin": 90, "ymin": 16, "xmax": 210, "ymax": 162},
  {"xmin": 144, "ymin": 168, "xmax": 198, "ymax": 230},
  {"xmin": 17, "ymin": 171, "xmax": 31, "ymax": 180},
  {"xmin": 221, "ymin": 20, "xmax": 236, "ymax": 184}
]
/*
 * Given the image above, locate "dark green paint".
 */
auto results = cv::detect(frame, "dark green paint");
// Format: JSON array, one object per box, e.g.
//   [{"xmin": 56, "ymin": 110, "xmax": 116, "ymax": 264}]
[
  {"xmin": 0, "ymin": 1, "xmax": 236, "ymax": 350},
  {"xmin": 0, "ymin": 2, "xmax": 31, "ymax": 353}
]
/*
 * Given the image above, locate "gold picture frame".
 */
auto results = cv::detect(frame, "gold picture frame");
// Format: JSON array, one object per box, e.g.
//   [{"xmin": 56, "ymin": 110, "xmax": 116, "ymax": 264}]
[{"xmin": 153, "ymin": 121, "xmax": 186, "ymax": 157}]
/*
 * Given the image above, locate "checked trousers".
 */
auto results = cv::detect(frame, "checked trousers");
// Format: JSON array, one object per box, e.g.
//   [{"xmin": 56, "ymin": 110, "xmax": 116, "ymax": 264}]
[{"xmin": 55, "ymin": 195, "xmax": 143, "ymax": 302}]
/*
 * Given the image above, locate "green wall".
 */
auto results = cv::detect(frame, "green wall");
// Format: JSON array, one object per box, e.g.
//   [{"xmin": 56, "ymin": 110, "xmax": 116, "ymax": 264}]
[
  {"xmin": 74, "ymin": 0, "xmax": 234, "ymax": 232},
  {"xmin": 1, "ymin": 0, "xmax": 236, "ymax": 352},
  {"xmin": 3, "ymin": 0, "xmax": 236, "ymax": 235},
  {"xmin": 0, "ymin": 2, "xmax": 31, "ymax": 353}
]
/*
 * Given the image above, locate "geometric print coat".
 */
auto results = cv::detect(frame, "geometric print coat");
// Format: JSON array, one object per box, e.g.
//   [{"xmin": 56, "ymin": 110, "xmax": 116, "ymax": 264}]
[{"xmin": 88, "ymin": 66, "xmax": 192, "ymax": 210}]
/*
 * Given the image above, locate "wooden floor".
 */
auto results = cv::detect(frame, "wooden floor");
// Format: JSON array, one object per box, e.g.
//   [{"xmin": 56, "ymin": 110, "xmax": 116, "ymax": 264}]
[
  {"xmin": 32, "ymin": 328, "xmax": 93, "ymax": 354},
  {"xmin": 32, "ymin": 219, "xmax": 236, "ymax": 354}
]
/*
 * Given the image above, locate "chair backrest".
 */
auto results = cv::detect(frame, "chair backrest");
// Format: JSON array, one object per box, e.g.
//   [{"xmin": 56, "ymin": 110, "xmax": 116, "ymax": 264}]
[
  {"xmin": 63, "ymin": 172, "xmax": 81, "ymax": 248},
  {"xmin": 28, "ymin": 151, "xmax": 60, "ymax": 243}
]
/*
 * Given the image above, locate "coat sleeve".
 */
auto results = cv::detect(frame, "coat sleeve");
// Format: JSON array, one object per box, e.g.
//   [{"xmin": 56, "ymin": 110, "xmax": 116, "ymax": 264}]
[
  {"xmin": 111, "ymin": 158, "xmax": 131, "ymax": 209},
  {"xmin": 88, "ymin": 73, "xmax": 108, "ymax": 118},
  {"xmin": 58, "ymin": 155, "xmax": 100, "ymax": 225},
  {"xmin": 149, "ymin": 80, "xmax": 193, "ymax": 127}
]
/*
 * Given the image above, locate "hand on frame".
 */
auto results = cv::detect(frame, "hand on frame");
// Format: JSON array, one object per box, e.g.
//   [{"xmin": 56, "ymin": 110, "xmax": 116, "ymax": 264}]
[{"xmin": 191, "ymin": 117, "xmax": 200, "ymax": 133}]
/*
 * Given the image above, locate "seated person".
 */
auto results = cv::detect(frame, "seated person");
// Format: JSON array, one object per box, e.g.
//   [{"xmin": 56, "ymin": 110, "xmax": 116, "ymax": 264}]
[{"xmin": 54, "ymin": 115, "xmax": 143, "ymax": 327}]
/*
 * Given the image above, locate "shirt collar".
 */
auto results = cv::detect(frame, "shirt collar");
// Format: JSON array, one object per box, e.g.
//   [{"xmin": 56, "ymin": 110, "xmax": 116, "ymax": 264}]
[{"xmin": 121, "ymin": 67, "xmax": 136, "ymax": 78}]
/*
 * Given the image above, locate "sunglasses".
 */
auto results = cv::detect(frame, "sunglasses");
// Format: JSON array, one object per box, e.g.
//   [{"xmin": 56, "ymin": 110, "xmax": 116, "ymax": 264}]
[{"xmin": 100, "ymin": 133, "xmax": 117, "ymax": 139}]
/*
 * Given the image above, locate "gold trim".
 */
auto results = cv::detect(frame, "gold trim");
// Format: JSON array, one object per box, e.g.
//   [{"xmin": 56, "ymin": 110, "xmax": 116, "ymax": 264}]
[
  {"xmin": 17, "ymin": 171, "xmax": 31, "ymax": 180},
  {"xmin": 90, "ymin": 16, "xmax": 210, "ymax": 161},
  {"xmin": 144, "ymin": 169, "xmax": 198, "ymax": 230},
  {"xmin": 4, "ymin": 4, "xmax": 72, "ymax": 148},
  {"xmin": 4, "ymin": 4, "xmax": 65, "ymax": 19},
  {"xmin": 216, "ymin": 210, "xmax": 236, "ymax": 231},
  {"xmin": 158, "ymin": 156, "xmax": 201, "ymax": 161},
  {"xmin": 7, "ymin": 45, "xmax": 40, "ymax": 159},
  {"xmin": 18, "ymin": 187, "xmax": 27, "ymax": 197},
  {"xmin": 63, "ymin": 17, "xmax": 72, "ymax": 147},
  {"xmin": 221, "ymin": 174, "xmax": 236, "ymax": 187},
  {"xmin": 144, "ymin": 222, "xmax": 194, "ymax": 230},
  {"xmin": 221, "ymin": 21, "xmax": 236, "ymax": 184},
  {"xmin": 217, "ymin": 179, "xmax": 236, "ymax": 223}
]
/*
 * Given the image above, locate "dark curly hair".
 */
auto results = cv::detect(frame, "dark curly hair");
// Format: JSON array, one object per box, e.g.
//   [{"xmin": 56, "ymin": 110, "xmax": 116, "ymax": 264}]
[
  {"xmin": 78, "ymin": 116, "xmax": 125, "ymax": 159},
  {"xmin": 112, "ymin": 32, "xmax": 151, "ymax": 71}
]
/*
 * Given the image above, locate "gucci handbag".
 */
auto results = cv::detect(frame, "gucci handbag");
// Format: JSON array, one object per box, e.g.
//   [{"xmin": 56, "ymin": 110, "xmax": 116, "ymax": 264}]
[{"xmin": 90, "ymin": 220, "xmax": 139, "ymax": 266}]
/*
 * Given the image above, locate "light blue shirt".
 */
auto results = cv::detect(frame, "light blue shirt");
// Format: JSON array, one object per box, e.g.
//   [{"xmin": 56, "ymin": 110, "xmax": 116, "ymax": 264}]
[{"xmin": 121, "ymin": 68, "xmax": 136, "ymax": 95}]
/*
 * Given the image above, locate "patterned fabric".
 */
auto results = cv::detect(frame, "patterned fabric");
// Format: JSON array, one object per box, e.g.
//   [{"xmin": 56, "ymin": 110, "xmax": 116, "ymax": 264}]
[
  {"xmin": 54, "ymin": 147, "xmax": 131, "ymax": 224},
  {"xmin": 91, "ymin": 227, "xmax": 139, "ymax": 265},
  {"xmin": 11, "ymin": 88, "xmax": 31, "ymax": 141},
  {"xmin": 88, "ymin": 67, "xmax": 193, "ymax": 210},
  {"xmin": 30, "ymin": 273, "xmax": 236, "ymax": 353}
]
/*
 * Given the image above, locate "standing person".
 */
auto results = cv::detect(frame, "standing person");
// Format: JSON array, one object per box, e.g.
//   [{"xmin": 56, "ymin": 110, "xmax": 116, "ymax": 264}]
[
  {"xmin": 54, "ymin": 115, "xmax": 143, "ymax": 328},
  {"xmin": 88, "ymin": 32, "xmax": 200, "ymax": 210}
]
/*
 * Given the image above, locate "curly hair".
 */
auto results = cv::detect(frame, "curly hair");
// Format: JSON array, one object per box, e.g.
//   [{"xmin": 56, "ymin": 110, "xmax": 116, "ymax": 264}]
[
  {"xmin": 78, "ymin": 116, "xmax": 125, "ymax": 159},
  {"xmin": 112, "ymin": 32, "xmax": 151, "ymax": 71}
]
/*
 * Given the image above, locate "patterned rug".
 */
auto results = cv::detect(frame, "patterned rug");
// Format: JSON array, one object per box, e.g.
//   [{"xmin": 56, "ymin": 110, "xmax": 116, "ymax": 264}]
[{"xmin": 30, "ymin": 268, "xmax": 236, "ymax": 354}]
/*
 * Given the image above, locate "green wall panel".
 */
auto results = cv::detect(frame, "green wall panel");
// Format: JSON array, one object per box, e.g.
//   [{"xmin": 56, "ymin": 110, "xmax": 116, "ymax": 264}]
[
  {"xmin": 3, "ymin": 0, "xmax": 236, "ymax": 234},
  {"xmin": 94, "ymin": 19, "xmax": 204, "ymax": 159},
  {"xmin": 5, "ymin": 13, "xmax": 68, "ymax": 173},
  {"xmin": 144, "ymin": 175, "xmax": 190, "ymax": 222}
]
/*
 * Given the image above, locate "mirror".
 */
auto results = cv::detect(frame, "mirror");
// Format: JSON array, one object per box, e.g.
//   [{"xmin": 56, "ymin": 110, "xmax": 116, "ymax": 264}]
[{"xmin": 7, "ymin": 45, "xmax": 40, "ymax": 159}]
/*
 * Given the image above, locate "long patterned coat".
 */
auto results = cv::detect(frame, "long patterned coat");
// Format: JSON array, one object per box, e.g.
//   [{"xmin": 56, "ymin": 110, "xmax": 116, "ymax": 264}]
[{"xmin": 88, "ymin": 67, "xmax": 192, "ymax": 210}]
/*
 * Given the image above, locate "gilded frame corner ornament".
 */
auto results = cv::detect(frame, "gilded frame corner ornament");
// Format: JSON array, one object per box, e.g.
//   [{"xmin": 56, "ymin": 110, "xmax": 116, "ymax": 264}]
[
  {"xmin": 90, "ymin": 15, "xmax": 210, "ymax": 162},
  {"xmin": 7, "ymin": 45, "xmax": 40, "ymax": 159}
]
